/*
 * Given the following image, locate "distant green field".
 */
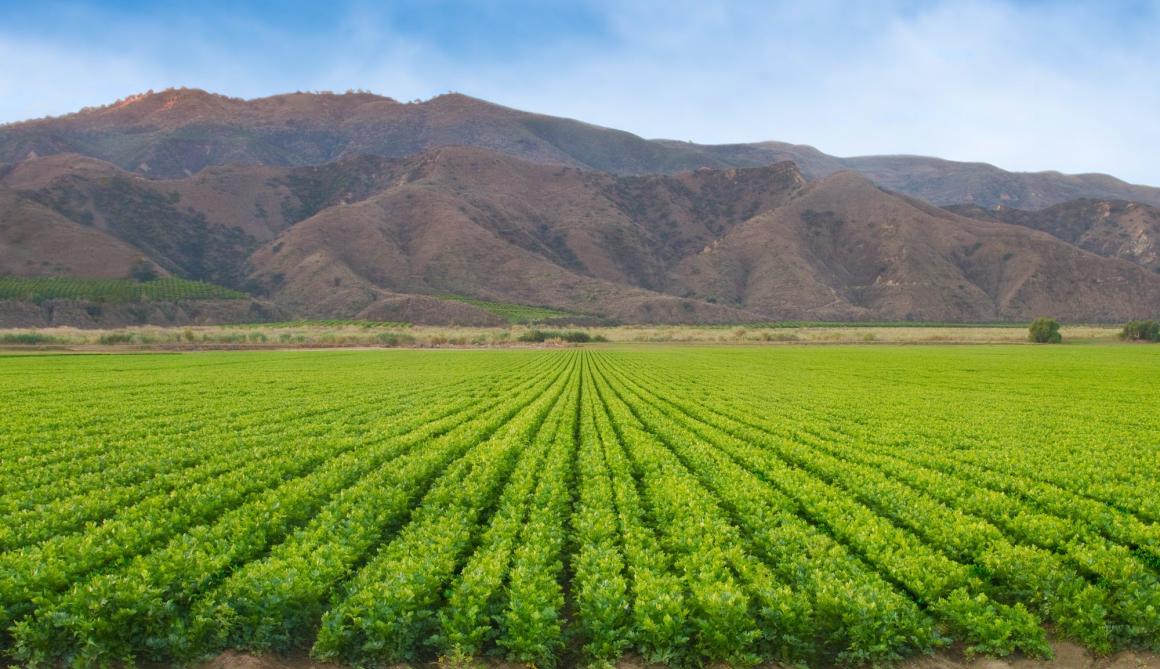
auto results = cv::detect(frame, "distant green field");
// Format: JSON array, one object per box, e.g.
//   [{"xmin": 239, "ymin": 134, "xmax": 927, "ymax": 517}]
[
  {"xmin": 1, "ymin": 346, "xmax": 1158, "ymax": 667},
  {"xmin": 440, "ymin": 294, "xmax": 576, "ymax": 323},
  {"xmin": 0, "ymin": 276, "xmax": 246, "ymax": 302}
]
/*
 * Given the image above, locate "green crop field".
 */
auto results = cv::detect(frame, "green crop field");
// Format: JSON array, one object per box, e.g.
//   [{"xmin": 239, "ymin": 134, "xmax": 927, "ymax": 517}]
[
  {"xmin": 0, "ymin": 276, "xmax": 246, "ymax": 303},
  {"xmin": 1, "ymin": 346, "xmax": 1159, "ymax": 668}
]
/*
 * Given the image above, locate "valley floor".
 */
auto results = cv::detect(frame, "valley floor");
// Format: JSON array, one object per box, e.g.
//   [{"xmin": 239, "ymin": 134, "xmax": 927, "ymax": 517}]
[
  {"xmin": 0, "ymin": 322, "xmax": 1126, "ymax": 350},
  {"xmin": 1, "ymin": 346, "xmax": 1158, "ymax": 667}
]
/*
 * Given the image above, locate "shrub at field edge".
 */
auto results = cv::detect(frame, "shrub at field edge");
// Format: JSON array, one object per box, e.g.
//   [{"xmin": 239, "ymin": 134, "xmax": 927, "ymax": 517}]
[
  {"xmin": 1028, "ymin": 318, "xmax": 1062, "ymax": 344},
  {"xmin": 1121, "ymin": 320, "xmax": 1160, "ymax": 342}
]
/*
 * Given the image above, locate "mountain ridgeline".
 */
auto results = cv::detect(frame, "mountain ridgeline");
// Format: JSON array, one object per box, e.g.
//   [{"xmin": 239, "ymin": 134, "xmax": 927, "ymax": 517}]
[{"xmin": 1, "ymin": 88, "xmax": 1159, "ymax": 326}]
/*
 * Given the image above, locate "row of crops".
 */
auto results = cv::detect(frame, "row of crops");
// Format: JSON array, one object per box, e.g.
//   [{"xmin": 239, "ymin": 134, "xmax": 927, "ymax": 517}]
[
  {"xmin": 1, "ymin": 346, "xmax": 1159, "ymax": 667},
  {"xmin": 0, "ymin": 276, "xmax": 246, "ymax": 302}
]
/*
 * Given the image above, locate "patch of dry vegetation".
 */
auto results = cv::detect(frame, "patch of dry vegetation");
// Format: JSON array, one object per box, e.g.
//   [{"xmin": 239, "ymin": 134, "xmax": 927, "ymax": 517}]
[{"xmin": 0, "ymin": 323, "xmax": 1123, "ymax": 350}]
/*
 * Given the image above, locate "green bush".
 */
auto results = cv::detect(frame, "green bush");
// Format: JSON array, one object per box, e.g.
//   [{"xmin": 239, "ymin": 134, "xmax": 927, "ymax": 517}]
[
  {"xmin": 98, "ymin": 333, "xmax": 136, "ymax": 345},
  {"xmin": 375, "ymin": 333, "xmax": 416, "ymax": 347},
  {"xmin": 1028, "ymin": 318, "xmax": 1062, "ymax": 344},
  {"xmin": 128, "ymin": 259, "xmax": 160, "ymax": 282},
  {"xmin": 0, "ymin": 333, "xmax": 62, "ymax": 345},
  {"xmin": 1121, "ymin": 320, "xmax": 1160, "ymax": 342},
  {"xmin": 518, "ymin": 330, "xmax": 603, "ymax": 343}
]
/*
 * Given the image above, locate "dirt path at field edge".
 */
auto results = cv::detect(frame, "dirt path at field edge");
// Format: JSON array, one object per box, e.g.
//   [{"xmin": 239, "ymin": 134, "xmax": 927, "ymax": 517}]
[
  {"xmin": 195, "ymin": 642, "xmax": 1159, "ymax": 669},
  {"xmin": 901, "ymin": 642, "xmax": 1158, "ymax": 669}
]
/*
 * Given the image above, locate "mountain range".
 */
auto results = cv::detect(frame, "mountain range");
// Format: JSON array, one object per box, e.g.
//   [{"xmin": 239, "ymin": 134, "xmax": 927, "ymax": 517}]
[{"xmin": 1, "ymin": 87, "xmax": 1159, "ymax": 326}]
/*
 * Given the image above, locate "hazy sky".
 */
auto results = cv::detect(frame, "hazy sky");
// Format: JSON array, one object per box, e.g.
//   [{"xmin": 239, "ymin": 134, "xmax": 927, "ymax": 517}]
[{"xmin": 2, "ymin": 0, "xmax": 1158, "ymax": 185}]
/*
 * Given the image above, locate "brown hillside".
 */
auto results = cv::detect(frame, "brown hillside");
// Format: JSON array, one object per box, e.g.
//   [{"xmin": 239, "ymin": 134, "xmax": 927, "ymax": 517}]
[
  {"xmin": 248, "ymin": 150, "xmax": 769, "ymax": 323},
  {"xmin": 947, "ymin": 199, "xmax": 1160, "ymax": 274},
  {"xmin": 0, "ymin": 89, "xmax": 731, "ymax": 178},
  {"xmin": 673, "ymin": 172, "xmax": 1160, "ymax": 322},
  {"xmin": 5, "ymin": 145, "xmax": 1160, "ymax": 324},
  {"xmin": 3, "ymin": 89, "xmax": 1157, "ymax": 209},
  {"xmin": 0, "ymin": 188, "xmax": 145, "ymax": 277}
]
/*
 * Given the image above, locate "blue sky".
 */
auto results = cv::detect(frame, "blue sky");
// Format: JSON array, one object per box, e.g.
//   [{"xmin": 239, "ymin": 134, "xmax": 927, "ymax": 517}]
[{"xmin": 1, "ymin": 1, "xmax": 1158, "ymax": 185}]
